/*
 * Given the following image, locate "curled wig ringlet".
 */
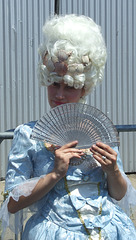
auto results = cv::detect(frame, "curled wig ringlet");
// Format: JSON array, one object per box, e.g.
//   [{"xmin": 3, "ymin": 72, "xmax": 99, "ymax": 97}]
[{"xmin": 37, "ymin": 14, "xmax": 107, "ymax": 99}]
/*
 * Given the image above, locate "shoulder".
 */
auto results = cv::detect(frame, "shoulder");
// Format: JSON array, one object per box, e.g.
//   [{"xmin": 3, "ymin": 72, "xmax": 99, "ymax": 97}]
[
  {"xmin": 14, "ymin": 121, "xmax": 37, "ymax": 137},
  {"xmin": 12, "ymin": 121, "xmax": 37, "ymax": 149}
]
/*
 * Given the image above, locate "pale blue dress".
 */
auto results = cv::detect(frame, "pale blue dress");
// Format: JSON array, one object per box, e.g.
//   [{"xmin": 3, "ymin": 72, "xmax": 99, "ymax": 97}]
[{"xmin": 1, "ymin": 122, "xmax": 136, "ymax": 239}]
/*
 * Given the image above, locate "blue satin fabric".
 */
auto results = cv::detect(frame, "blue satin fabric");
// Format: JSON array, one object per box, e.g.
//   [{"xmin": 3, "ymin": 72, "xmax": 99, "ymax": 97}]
[{"xmin": 5, "ymin": 122, "xmax": 136, "ymax": 239}]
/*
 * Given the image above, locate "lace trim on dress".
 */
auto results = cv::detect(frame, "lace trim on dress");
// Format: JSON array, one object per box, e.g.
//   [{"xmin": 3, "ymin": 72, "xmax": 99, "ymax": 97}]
[{"xmin": 0, "ymin": 177, "xmax": 42, "ymax": 239}]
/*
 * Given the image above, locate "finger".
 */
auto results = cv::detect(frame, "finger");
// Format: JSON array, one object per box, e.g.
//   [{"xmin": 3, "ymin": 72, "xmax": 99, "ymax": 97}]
[
  {"xmin": 91, "ymin": 144, "xmax": 112, "ymax": 160},
  {"xmin": 89, "ymin": 147, "xmax": 105, "ymax": 165},
  {"xmin": 93, "ymin": 153, "xmax": 106, "ymax": 164},
  {"xmin": 60, "ymin": 141, "xmax": 78, "ymax": 150},
  {"xmin": 95, "ymin": 142, "xmax": 116, "ymax": 155},
  {"xmin": 62, "ymin": 148, "xmax": 84, "ymax": 154},
  {"xmin": 92, "ymin": 144, "xmax": 117, "ymax": 166},
  {"xmin": 96, "ymin": 142, "xmax": 117, "ymax": 162},
  {"xmin": 90, "ymin": 146, "xmax": 103, "ymax": 158},
  {"xmin": 93, "ymin": 152, "xmax": 112, "ymax": 167}
]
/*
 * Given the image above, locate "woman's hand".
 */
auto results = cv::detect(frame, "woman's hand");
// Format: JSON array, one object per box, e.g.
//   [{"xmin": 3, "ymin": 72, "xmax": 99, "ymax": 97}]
[
  {"xmin": 90, "ymin": 142, "xmax": 118, "ymax": 174},
  {"xmin": 53, "ymin": 141, "xmax": 83, "ymax": 179},
  {"xmin": 90, "ymin": 142, "xmax": 127, "ymax": 200}
]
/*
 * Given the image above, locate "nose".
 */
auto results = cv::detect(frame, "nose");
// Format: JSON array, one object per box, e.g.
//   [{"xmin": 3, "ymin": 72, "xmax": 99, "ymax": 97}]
[{"xmin": 55, "ymin": 86, "xmax": 65, "ymax": 99}]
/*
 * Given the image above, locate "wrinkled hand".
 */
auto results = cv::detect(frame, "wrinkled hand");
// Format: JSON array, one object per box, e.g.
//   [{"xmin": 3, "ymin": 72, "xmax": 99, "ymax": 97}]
[
  {"xmin": 53, "ymin": 141, "xmax": 83, "ymax": 179},
  {"xmin": 90, "ymin": 142, "xmax": 119, "ymax": 174}
]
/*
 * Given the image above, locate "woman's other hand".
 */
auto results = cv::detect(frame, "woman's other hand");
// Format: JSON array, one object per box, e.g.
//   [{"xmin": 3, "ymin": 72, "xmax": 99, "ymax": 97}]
[
  {"xmin": 90, "ymin": 142, "xmax": 118, "ymax": 174},
  {"xmin": 90, "ymin": 142, "xmax": 127, "ymax": 200}
]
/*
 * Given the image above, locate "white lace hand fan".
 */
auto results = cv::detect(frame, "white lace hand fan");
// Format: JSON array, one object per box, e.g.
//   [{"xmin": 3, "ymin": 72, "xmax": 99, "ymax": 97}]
[{"xmin": 30, "ymin": 103, "xmax": 119, "ymax": 149}]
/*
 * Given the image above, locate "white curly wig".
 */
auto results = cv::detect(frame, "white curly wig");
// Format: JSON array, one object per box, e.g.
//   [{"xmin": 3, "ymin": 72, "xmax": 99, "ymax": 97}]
[{"xmin": 38, "ymin": 14, "xmax": 107, "ymax": 99}]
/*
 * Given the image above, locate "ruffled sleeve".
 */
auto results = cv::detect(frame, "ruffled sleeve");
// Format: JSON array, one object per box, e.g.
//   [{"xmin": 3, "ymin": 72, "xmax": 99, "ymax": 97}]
[
  {"xmin": 111, "ymin": 146, "xmax": 136, "ymax": 216},
  {"xmin": 0, "ymin": 123, "xmax": 44, "ymax": 238},
  {"xmin": 5, "ymin": 123, "xmax": 35, "ymax": 191}
]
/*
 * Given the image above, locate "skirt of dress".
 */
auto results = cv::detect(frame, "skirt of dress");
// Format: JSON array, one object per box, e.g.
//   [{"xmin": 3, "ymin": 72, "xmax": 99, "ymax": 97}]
[{"xmin": 22, "ymin": 208, "xmax": 136, "ymax": 240}]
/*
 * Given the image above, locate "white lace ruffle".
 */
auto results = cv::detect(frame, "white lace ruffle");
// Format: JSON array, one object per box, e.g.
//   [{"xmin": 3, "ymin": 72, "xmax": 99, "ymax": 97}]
[{"xmin": 0, "ymin": 177, "xmax": 41, "ymax": 239}]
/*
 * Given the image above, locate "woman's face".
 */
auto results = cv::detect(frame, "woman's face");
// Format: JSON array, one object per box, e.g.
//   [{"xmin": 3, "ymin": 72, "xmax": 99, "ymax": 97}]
[{"xmin": 47, "ymin": 81, "xmax": 85, "ymax": 108}]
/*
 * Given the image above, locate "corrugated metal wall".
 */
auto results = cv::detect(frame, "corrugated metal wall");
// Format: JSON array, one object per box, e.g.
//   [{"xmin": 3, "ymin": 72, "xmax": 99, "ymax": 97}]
[
  {"xmin": 59, "ymin": 0, "xmax": 136, "ymax": 172},
  {"xmin": 0, "ymin": 0, "xmax": 54, "ymax": 178},
  {"xmin": 0, "ymin": 0, "xmax": 136, "ymax": 178}
]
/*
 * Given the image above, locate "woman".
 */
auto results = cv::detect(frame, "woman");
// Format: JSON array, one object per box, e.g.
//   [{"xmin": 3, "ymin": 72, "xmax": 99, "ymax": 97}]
[{"xmin": 0, "ymin": 14, "xmax": 136, "ymax": 240}]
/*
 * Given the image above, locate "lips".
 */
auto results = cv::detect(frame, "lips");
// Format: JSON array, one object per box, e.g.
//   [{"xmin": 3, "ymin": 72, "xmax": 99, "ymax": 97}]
[{"xmin": 53, "ymin": 101, "xmax": 66, "ymax": 106}]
